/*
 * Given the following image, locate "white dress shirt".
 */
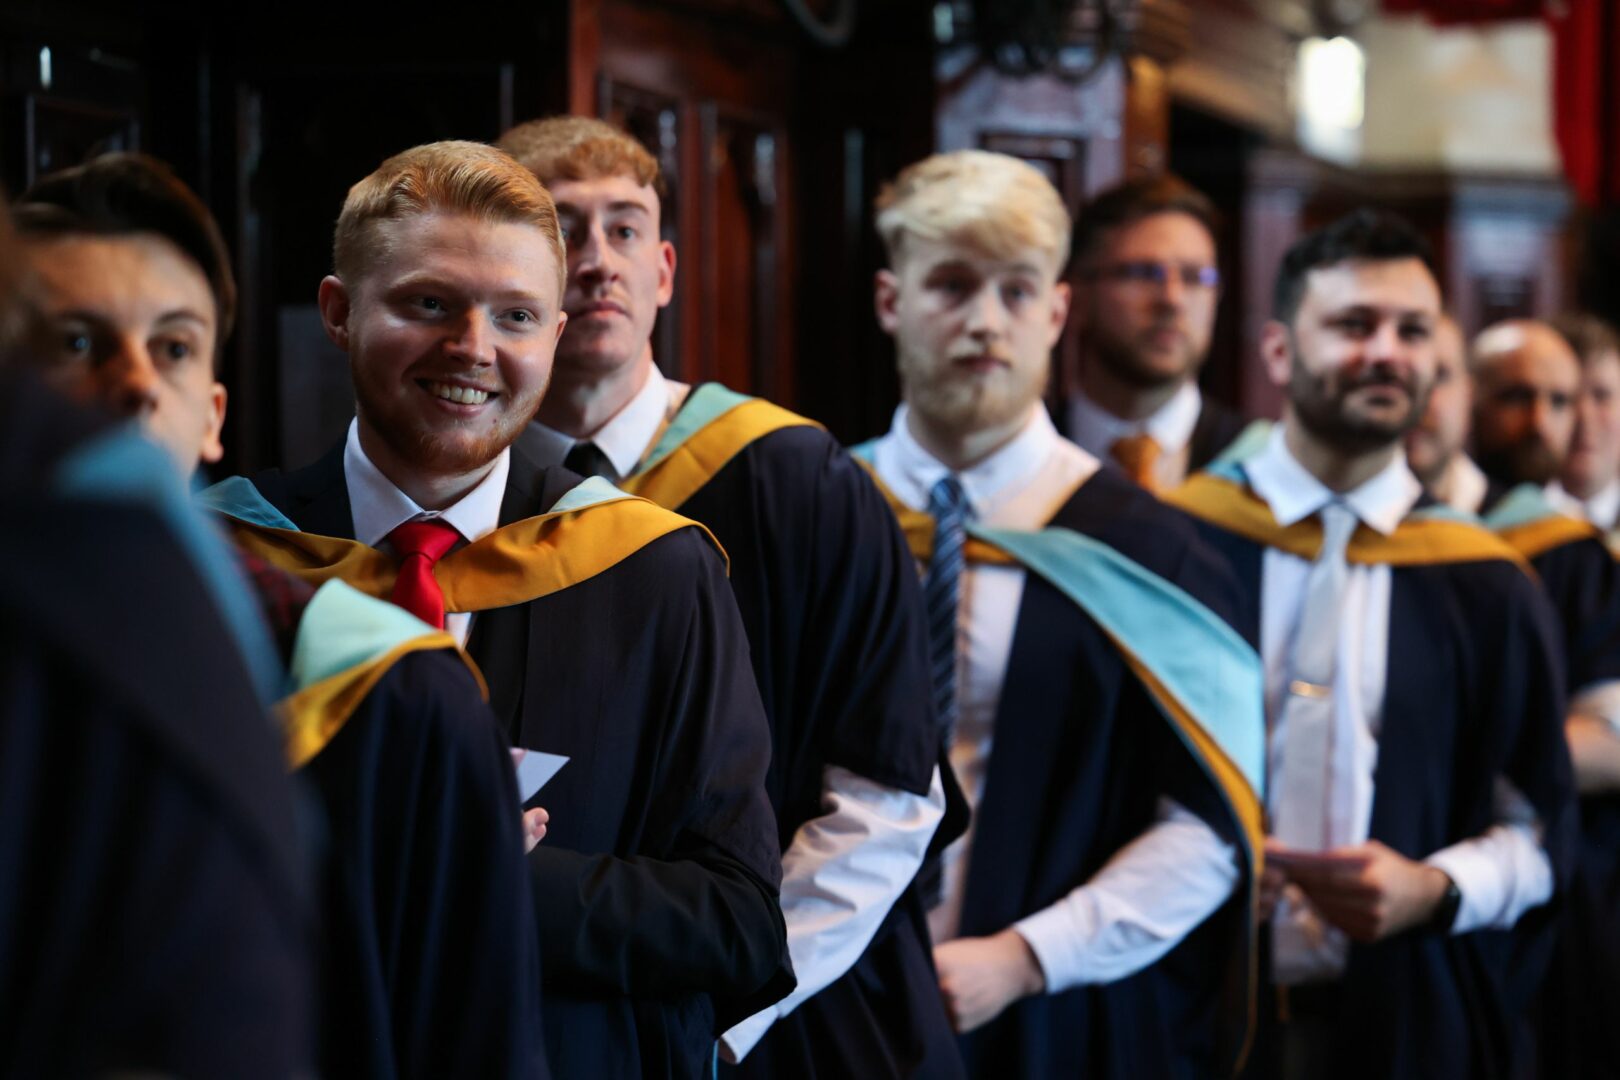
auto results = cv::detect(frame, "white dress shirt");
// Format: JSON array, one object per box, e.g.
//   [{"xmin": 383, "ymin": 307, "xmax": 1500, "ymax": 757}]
[
  {"xmin": 1433, "ymin": 452, "xmax": 1489, "ymax": 516},
  {"xmin": 343, "ymin": 418, "xmax": 509, "ymax": 648},
  {"xmin": 527, "ymin": 361, "xmax": 946, "ymax": 1061},
  {"xmin": 870, "ymin": 403, "xmax": 1240, "ymax": 992},
  {"xmin": 520, "ymin": 361, "xmax": 678, "ymax": 479},
  {"xmin": 1067, "ymin": 380, "xmax": 1202, "ymax": 487},
  {"xmin": 1247, "ymin": 427, "xmax": 1554, "ymax": 984},
  {"xmin": 1547, "ymin": 477, "xmax": 1620, "ymax": 533}
]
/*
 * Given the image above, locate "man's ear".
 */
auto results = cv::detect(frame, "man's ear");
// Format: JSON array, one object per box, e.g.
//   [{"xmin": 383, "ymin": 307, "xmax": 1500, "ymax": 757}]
[
  {"xmin": 1260, "ymin": 319, "xmax": 1294, "ymax": 390},
  {"xmin": 199, "ymin": 381, "xmax": 228, "ymax": 465},
  {"xmin": 656, "ymin": 241, "xmax": 677, "ymax": 308},
  {"xmin": 874, "ymin": 269, "xmax": 900, "ymax": 334},
  {"xmin": 318, "ymin": 275, "xmax": 353, "ymax": 351},
  {"xmin": 1045, "ymin": 281, "xmax": 1071, "ymax": 349}
]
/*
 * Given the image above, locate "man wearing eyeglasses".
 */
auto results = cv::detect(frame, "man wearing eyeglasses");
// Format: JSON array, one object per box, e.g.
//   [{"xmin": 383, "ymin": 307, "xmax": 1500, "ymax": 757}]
[{"xmin": 1064, "ymin": 176, "xmax": 1249, "ymax": 492}]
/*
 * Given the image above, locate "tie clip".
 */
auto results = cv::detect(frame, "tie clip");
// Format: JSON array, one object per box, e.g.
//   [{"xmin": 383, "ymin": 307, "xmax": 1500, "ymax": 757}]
[{"xmin": 1289, "ymin": 679, "xmax": 1331, "ymax": 699}]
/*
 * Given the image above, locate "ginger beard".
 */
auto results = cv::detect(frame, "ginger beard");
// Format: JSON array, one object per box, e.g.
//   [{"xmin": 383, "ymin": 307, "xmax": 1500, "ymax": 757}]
[{"xmin": 350, "ymin": 325, "xmax": 549, "ymax": 476}]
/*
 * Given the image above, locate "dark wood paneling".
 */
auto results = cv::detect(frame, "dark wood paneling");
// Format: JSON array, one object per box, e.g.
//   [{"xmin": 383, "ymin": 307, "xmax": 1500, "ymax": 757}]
[
  {"xmin": 590, "ymin": 0, "xmax": 806, "ymax": 410},
  {"xmin": 937, "ymin": 50, "xmax": 1134, "ymax": 412}
]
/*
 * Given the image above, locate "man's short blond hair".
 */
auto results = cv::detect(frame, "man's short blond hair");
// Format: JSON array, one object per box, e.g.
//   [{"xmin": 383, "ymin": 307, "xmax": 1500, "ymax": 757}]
[
  {"xmin": 875, "ymin": 150, "xmax": 1071, "ymax": 273},
  {"xmin": 496, "ymin": 117, "xmax": 662, "ymax": 195},
  {"xmin": 333, "ymin": 140, "xmax": 565, "ymax": 295}
]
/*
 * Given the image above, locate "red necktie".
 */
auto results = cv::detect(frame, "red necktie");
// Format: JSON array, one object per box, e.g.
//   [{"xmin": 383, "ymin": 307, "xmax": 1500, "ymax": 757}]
[{"xmin": 386, "ymin": 519, "xmax": 462, "ymax": 628}]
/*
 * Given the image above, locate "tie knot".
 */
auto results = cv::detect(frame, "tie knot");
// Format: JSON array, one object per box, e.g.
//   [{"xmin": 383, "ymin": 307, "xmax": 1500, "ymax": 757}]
[
  {"xmin": 1318, "ymin": 501, "xmax": 1358, "ymax": 559},
  {"xmin": 1109, "ymin": 433, "xmax": 1162, "ymax": 490},
  {"xmin": 928, "ymin": 475, "xmax": 970, "ymax": 519},
  {"xmin": 387, "ymin": 519, "xmax": 461, "ymax": 564},
  {"xmin": 564, "ymin": 441, "xmax": 616, "ymax": 481}
]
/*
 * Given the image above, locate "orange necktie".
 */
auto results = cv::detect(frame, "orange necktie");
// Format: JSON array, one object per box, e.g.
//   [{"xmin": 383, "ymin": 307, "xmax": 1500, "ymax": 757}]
[{"xmin": 1109, "ymin": 433, "xmax": 1162, "ymax": 492}]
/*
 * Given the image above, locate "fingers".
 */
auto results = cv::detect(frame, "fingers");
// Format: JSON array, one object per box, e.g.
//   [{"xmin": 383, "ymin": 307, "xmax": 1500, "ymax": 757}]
[{"xmin": 522, "ymin": 807, "xmax": 550, "ymax": 853}]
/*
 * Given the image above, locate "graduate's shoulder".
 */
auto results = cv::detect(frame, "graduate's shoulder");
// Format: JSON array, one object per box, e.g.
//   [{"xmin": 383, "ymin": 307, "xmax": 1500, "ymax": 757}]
[
  {"xmin": 1057, "ymin": 467, "xmax": 1243, "ymax": 593},
  {"xmin": 584, "ymin": 495, "xmax": 732, "ymax": 580},
  {"xmin": 1399, "ymin": 528, "xmax": 1554, "ymax": 624},
  {"xmin": 324, "ymin": 646, "xmax": 509, "ymax": 781},
  {"xmin": 727, "ymin": 420, "xmax": 902, "ymax": 519},
  {"xmin": 1058, "ymin": 464, "xmax": 1218, "ymax": 551}
]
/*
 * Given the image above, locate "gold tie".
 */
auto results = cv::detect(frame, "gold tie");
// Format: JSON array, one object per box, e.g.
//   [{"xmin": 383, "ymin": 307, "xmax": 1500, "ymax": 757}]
[{"xmin": 1110, "ymin": 433, "xmax": 1162, "ymax": 492}]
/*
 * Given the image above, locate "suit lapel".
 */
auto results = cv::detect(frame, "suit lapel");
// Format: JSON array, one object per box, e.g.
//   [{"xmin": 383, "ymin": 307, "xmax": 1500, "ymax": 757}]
[
  {"xmin": 469, "ymin": 442, "xmax": 575, "ymax": 745},
  {"xmin": 278, "ymin": 442, "xmax": 357, "ymax": 539}
]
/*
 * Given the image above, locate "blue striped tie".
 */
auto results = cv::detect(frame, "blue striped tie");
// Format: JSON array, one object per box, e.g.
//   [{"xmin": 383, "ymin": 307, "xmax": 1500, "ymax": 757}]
[
  {"xmin": 916, "ymin": 476, "xmax": 970, "ymax": 910},
  {"xmin": 924, "ymin": 476, "xmax": 971, "ymax": 744}
]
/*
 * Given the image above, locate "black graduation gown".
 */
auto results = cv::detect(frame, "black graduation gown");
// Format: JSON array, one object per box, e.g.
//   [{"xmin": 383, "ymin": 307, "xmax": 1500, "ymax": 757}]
[
  {"xmin": 1480, "ymin": 486, "xmax": 1620, "ymax": 1080},
  {"xmin": 0, "ymin": 376, "xmax": 313, "ymax": 1078},
  {"xmin": 299, "ymin": 648, "xmax": 549, "ymax": 1080},
  {"xmin": 952, "ymin": 469, "xmax": 1255, "ymax": 1079},
  {"xmin": 1189, "ymin": 502, "xmax": 1578, "ymax": 1080},
  {"xmin": 621, "ymin": 420, "xmax": 953, "ymax": 1080},
  {"xmin": 244, "ymin": 441, "xmax": 790, "ymax": 1080}
]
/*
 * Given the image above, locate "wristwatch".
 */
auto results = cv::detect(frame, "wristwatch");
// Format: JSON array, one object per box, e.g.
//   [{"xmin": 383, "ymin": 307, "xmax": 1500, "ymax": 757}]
[{"xmin": 1428, "ymin": 873, "xmax": 1462, "ymax": 934}]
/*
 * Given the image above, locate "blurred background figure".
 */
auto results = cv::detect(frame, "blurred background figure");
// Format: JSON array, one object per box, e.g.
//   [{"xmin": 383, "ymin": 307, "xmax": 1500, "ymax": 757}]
[
  {"xmin": 1063, "ymin": 175, "xmax": 1246, "ymax": 492},
  {"xmin": 1549, "ymin": 313, "xmax": 1620, "ymax": 533},
  {"xmin": 1404, "ymin": 314, "xmax": 1485, "ymax": 511},
  {"xmin": 0, "ymin": 194, "xmax": 315, "ymax": 1077},
  {"xmin": 1470, "ymin": 319, "xmax": 1581, "ymax": 498}
]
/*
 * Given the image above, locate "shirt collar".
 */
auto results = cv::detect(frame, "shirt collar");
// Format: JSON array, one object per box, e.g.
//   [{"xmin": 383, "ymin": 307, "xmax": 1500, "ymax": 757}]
[
  {"xmin": 1444, "ymin": 453, "xmax": 1489, "ymax": 516},
  {"xmin": 885, "ymin": 402, "xmax": 1064, "ymax": 519},
  {"xmin": 523, "ymin": 361, "xmax": 673, "ymax": 478},
  {"xmin": 1067, "ymin": 379, "xmax": 1202, "ymax": 458},
  {"xmin": 1588, "ymin": 479, "xmax": 1620, "ymax": 528},
  {"xmin": 343, "ymin": 418, "xmax": 511, "ymax": 548},
  {"xmin": 1245, "ymin": 422, "xmax": 1421, "ymax": 535}
]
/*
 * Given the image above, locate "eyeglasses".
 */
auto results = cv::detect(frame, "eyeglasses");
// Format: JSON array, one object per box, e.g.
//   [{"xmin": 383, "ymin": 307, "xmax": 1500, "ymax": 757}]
[{"xmin": 1091, "ymin": 261, "xmax": 1221, "ymax": 291}]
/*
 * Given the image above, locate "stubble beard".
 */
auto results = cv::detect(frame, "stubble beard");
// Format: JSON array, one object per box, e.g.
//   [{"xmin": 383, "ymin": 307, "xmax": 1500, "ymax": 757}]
[
  {"xmin": 351, "ymin": 359, "xmax": 542, "ymax": 477},
  {"xmin": 901, "ymin": 350, "xmax": 1046, "ymax": 441},
  {"xmin": 1473, "ymin": 437, "xmax": 1563, "ymax": 488},
  {"xmin": 1089, "ymin": 320, "xmax": 1197, "ymax": 391},
  {"xmin": 1289, "ymin": 362, "xmax": 1427, "ymax": 457}
]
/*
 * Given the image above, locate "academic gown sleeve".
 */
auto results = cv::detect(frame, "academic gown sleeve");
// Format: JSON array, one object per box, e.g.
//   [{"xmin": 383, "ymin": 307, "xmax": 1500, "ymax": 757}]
[
  {"xmin": 1531, "ymin": 536, "xmax": 1620, "ymax": 692},
  {"xmin": 0, "ymin": 493, "xmax": 313, "ymax": 1079},
  {"xmin": 693, "ymin": 429, "xmax": 953, "ymax": 1078},
  {"xmin": 1521, "ymin": 539, "xmax": 1620, "ymax": 1078},
  {"xmin": 525, "ymin": 528, "xmax": 792, "ymax": 1024},
  {"xmin": 301, "ymin": 649, "xmax": 549, "ymax": 1080}
]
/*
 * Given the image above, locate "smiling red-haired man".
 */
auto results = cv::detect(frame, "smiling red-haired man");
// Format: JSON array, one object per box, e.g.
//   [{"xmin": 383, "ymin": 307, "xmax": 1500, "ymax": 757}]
[{"xmin": 203, "ymin": 140, "xmax": 790, "ymax": 1080}]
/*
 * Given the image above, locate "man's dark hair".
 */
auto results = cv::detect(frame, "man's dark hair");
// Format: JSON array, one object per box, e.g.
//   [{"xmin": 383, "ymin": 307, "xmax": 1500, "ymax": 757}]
[
  {"xmin": 1272, "ymin": 208, "xmax": 1437, "ymax": 326},
  {"xmin": 1071, "ymin": 174, "xmax": 1221, "ymax": 267},
  {"xmin": 13, "ymin": 153, "xmax": 236, "ymax": 353}
]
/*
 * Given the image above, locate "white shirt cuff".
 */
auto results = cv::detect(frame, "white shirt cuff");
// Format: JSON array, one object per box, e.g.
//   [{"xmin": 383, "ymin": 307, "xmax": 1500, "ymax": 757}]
[
  {"xmin": 718, "ymin": 765, "xmax": 945, "ymax": 1062},
  {"xmin": 1012, "ymin": 798, "xmax": 1239, "ymax": 993},
  {"xmin": 1424, "ymin": 779, "xmax": 1554, "ymax": 934}
]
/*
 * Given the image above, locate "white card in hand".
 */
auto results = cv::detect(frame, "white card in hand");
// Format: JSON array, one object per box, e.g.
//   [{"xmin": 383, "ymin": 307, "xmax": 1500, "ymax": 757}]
[{"xmin": 511, "ymin": 749, "xmax": 568, "ymax": 802}]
